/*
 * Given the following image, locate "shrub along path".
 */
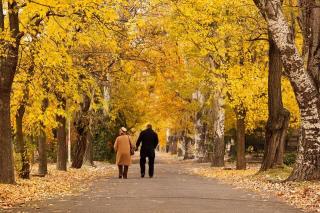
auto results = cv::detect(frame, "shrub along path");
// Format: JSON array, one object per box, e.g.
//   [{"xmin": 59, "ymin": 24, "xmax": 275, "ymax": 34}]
[{"xmin": 10, "ymin": 153, "xmax": 302, "ymax": 213}]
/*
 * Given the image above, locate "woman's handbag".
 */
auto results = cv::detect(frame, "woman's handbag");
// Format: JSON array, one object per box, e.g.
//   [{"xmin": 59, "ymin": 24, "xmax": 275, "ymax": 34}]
[{"xmin": 128, "ymin": 136, "xmax": 135, "ymax": 156}]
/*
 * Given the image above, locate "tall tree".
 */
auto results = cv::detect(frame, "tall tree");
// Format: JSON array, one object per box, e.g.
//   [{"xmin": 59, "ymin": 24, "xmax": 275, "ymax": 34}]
[
  {"xmin": 235, "ymin": 107, "xmax": 247, "ymax": 170},
  {"xmin": 56, "ymin": 99, "xmax": 67, "ymax": 171},
  {"xmin": 84, "ymin": 116, "xmax": 95, "ymax": 167},
  {"xmin": 38, "ymin": 99, "xmax": 49, "ymax": 176},
  {"xmin": 15, "ymin": 60, "xmax": 35, "ymax": 179},
  {"xmin": 0, "ymin": 0, "xmax": 21, "ymax": 184},
  {"xmin": 254, "ymin": 0, "xmax": 320, "ymax": 181},
  {"xmin": 299, "ymin": 0, "xmax": 320, "ymax": 90},
  {"xmin": 72, "ymin": 95, "xmax": 91, "ymax": 169},
  {"xmin": 193, "ymin": 91, "xmax": 207, "ymax": 161},
  {"xmin": 211, "ymin": 90, "xmax": 225, "ymax": 167},
  {"xmin": 261, "ymin": 34, "xmax": 290, "ymax": 171}
]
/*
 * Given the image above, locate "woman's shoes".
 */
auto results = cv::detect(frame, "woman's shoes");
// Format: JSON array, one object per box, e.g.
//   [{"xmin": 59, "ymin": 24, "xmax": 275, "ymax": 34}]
[{"xmin": 119, "ymin": 176, "xmax": 122, "ymax": 179}]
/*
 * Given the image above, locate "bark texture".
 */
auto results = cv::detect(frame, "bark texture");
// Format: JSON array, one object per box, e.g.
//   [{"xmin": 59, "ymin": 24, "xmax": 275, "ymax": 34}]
[
  {"xmin": 16, "ymin": 105, "xmax": 30, "ymax": 179},
  {"xmin": 15, "ymin": 54, "xmax": 35, "ymax": 179},
  {"xmin": 261, "ymin": 34, "xmax": 290, "ymax": 171},
  {"xmin": 56, "ymin": 115, "xmax": 67, "ymax": 171},
  {"xmin": 0, "ymin": 93, "xmax": 15, "ymax": 183},
  {"xmin": 196, "ymin": 122, "xmax": 210, "ymax": 162},
  {"xmin": 71, "ymin": 95, "xmax": 91, "ymax": 169},
  {"xmin": 0, "ymin": 1, "xmax": 21, "ymax": 184},
  {"xmin": 84, "ymin": 128, "xmax": 95, "ymax": 167},
  {"xmin": 211, "ymin": 90, "xmax": 225, "ymax": 167},
  {"xmin": 71, "ymin": 129, "xmax": 87, "ymax": 168},
  {"xmin": 193, "ymin": 91, "xmax": 209, "ymax": 162},
  {"xmin": 183, "ymin": 132, "xmax": 194, "ymax": 160},
  {"xmin": 299, "ymin": 0, "xmax": 320, "ymax": 90},
  {"xmin": 254, "ymin": 0, "xmax": 320, "ymax": 180},
  {"xmin": 37, "ymin": 99, "xmax": 49, "ymax": 176},
  {"xmin": 169, "ymin": 135, "xmax": 178, "ymax": 155}
]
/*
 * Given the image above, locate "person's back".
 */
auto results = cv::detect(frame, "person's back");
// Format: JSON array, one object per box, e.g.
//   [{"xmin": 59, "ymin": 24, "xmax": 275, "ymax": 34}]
[
  {"xmin": 137, "ymin": 128, "xmax": 158, "ymax": 153},
  {"xmin": 114, "ymin": 127, "xmax": 133, "ymax": 179},
  {"xmin": 136, "ymin": 124, "xmax": 158, "ymax": 178},
  {"xmin": 115, "ymin": 135, "xmax": 131, "ymax": 154}
]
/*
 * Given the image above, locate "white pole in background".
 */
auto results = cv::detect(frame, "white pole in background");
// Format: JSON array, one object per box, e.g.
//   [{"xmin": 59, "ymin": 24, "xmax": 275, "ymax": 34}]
[{"xmin": 68, "ymin": 119, "xmax": 71, "ymax": 164}]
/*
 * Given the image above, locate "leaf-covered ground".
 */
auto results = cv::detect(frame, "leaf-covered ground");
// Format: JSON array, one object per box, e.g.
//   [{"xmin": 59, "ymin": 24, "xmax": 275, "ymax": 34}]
[
  {"xmin": 0, "ymin": 162, "xmax": 115, "ymax": 209},
  {"xmin": 188, "ymin": 163, "xmax": 320, "ymax": 213}
]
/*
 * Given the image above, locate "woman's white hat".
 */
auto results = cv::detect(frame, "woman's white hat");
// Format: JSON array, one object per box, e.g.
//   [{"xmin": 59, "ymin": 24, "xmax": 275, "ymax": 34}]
[{"xmin": 120, "ymin": 127, "xmax": 127, "ymax": 132}]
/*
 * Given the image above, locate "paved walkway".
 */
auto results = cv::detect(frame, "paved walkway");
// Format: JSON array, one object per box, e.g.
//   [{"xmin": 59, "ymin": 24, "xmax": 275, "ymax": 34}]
[{"xmin": 15, "ymin": 154, "xmax": 301, "ymax": 213}]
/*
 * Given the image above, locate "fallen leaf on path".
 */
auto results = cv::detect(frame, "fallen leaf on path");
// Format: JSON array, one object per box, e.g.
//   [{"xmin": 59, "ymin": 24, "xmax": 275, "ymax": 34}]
[{"xmin": 0, "ymin": 162, "xmax": 115, "ymax": 209}]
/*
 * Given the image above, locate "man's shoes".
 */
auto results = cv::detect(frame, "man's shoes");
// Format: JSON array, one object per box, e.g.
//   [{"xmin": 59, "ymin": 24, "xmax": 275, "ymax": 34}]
[
  {"xmin": 119, "ymin": 176, "xmax": 122, "ymax": 179},
  {"xmin": 149, "ymin": 176, "xmax": 153, "ymax": 178},
  {"xmin": 141, "ymin": 173, "xmax": 145, "ymax": 178}
]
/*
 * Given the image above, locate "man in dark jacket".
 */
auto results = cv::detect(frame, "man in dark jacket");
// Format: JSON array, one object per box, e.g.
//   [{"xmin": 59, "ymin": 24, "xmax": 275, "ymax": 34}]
[{"xmin": 135, "ymin": 124, "xmax": 159, "ymax": 178}]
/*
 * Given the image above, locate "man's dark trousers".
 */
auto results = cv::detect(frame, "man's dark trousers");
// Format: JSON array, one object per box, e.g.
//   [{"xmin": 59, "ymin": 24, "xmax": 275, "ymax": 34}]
[{"xmin": 140, "ymin": 150, "xmax": 155, "ymax": 177}]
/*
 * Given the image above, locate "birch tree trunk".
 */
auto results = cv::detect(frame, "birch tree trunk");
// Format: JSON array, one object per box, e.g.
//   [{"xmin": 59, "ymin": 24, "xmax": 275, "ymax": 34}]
[
  {"xmin": 194, "ymin": 113, "xmax": 203, "ymax": 160},
  {"xmin": 254, "ymin": 0, "xmax": 320, "ymax": 180},
  {"xmin": 193, "ymin": 91, "xmax": 207, "ymax": 161},
  {"xmin": 183, "ymin": 131, "xmax": 194, "ymax": 160},
  {"xmin": 211, "ymin": 90, "xmax": 225, "ymax": 167}
]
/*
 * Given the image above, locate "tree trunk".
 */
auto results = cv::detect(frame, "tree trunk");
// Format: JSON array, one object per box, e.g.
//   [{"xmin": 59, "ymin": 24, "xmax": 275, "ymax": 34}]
[
  {"xmin": 211, "ymin": 90, "xmax": 225, "ymax": 167},
  {"xmin": 56, "ymin": 115, "xmax": 67, "ymax": 171},
  {"xmin": 170, "ymin": 136, "xmax": 178, "ymax": 155},
  {"xmin": 16, "ymin": 105, "xmax": 30, "ymax": 179},
  {"xmin": 299, "ymin": 0, "xmax": 320, "ymax": 90},
  {"xmin": 254, "ymin": 0, "xmax": 320, "ymax": 181},
  {"xmin": 71, "ymin": 95, "xmax": 90, "ymax": 169},
  {"xmin": 15, "ymin": 52, "xmax": 35, "ymax": 179},
  {"xmin": 274, "ymin": 126, "xmax": 288, "ymax": 166},
  {"xmin": 38, "ymin": 130, "xmax": 47, "ymax": 176},
  {"xmin": 194, "ymin": 112, "xmax": 203, "ymax": 159},
  {"xmin": 196, "ymin": 122, "xmax": 209, "ymax": 162},
  {"xmin": 192, "ymin": 91, "xmax": 207, "ymax": 161},
  {"xmin": 71, "ymin": 130, "xmax": 87, "ymax": 168},
  {"xmin": 183, "ymin": 134, "xmax": 191, "ymax": 160},
  {"xmin": 0, "ymin": 93, "xmax": 15, "ymax": 183},
  {"xmin": 84, "ymin": 130, "xmax": 95, "ymax": 167},
  {"xmin": 261, "ymin": 34, "xmax": 290, "ymax": 171},
  {"xmin": 37, "ymin": 98, "xmax": 49, "ymax": 176},
  {"xmin": 0, "ymin": 0, "xmax": 21, "ymax": 184},
  {"xmin": 290, "ymin": 0, "xmax": 320, "ymax": 180},
  {"xmin": 236, "ymin": 110, "xmax": 246, "ymax": 170}
]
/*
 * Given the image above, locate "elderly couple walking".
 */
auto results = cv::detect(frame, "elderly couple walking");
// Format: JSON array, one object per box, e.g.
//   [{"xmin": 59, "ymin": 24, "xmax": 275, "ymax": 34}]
[{"xmin": 113, "ymin": 124, "xmax": 159, "ymax": 179}]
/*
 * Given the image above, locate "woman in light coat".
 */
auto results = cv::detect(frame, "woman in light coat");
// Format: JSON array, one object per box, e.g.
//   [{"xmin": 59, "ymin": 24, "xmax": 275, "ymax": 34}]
[{"xmin": 114, "ymin": 127, "xmax": 134, "ymax": 179}]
